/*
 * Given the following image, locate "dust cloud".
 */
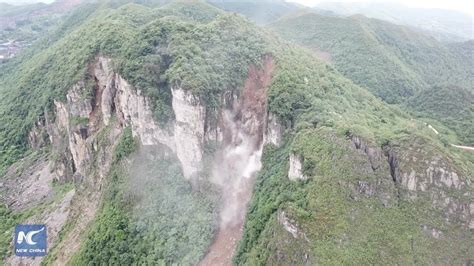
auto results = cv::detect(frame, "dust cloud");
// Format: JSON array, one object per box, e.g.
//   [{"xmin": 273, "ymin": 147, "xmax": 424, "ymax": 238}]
[{"xmin": 201, "ymin": 110, "xmax": 264, "ymax": 266}]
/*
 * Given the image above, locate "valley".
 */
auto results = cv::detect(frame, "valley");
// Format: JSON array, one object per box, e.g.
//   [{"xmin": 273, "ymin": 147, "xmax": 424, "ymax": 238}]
[{"xmin": 0, "ymin": 0, "xmax": 472, "ymax": 265}]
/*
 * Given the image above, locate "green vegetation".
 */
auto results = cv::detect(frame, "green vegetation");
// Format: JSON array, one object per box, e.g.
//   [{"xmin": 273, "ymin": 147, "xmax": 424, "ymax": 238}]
[
  {"xmin": 269, "ymin": 11, "xmax": 473, "ymax": 144},
  {"xmin": 0, "ymin": 206, "xmax": 34, "ymax": 261},
  {"xmin": 208, "ymin": 0, "xmax": 300, "ymax": 24},
  {"xmin": 270, "ymin": 13, "xmax": 423, "ymax": 103},
  {"xmin": 0, "ymin": 173, "xmax": 74, "ymax": 261},
  {"xmin": 113, "ymin": 127, "xmax": 137, "ymax": 163},
  {"xmin": 71, "ymin": 130, "xmax": 216, "ymax": 264},
  {"xmin": 237, "ymin": 127, "xmax": 470, "ymax": 264},
  {"xmin": 407, "ymin": 85, "xmax": 474, "ymax": 145},
  {"xmin": 0, "ymin": 12, "xmax": 61, "ymax": 45},
  {"xmin": 268, "ymin": 47, "xmax": 414, "ymax": 144},
  {"xmin": 1, "ymin": 1, "xmax": 472, "ymax": 265},
  {"xmin": 0, "ymin": 1, "xmax": 270, "ymax": 175},
  {"xmin": 270, "ymin": 13, "xmax": 472, "ymax": 104},
  {"xmin": 236, "ymin": 42, "xmax": 472, "ymax": 264},
  {"xmin": 0, "ymin": 3, "xmax": 101, "ymax": 176}
]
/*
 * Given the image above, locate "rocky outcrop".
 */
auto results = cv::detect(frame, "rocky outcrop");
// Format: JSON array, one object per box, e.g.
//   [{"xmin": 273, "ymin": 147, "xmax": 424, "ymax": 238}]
[
  {"xmin": 95, "ymin": 57, "xmax": 116, "ymax": 126},
  {"xmin": 350, "ymin": 135, "xmax": 400, "ymax": 185},
  {"xmin": 52, "ymin": 82, "xmax": 93, "ymax": 179},
  {"xmin": 346, "ymin": 134, "xmax": 399, "ymax": 206},
  {"xmin": 16, "ymin": 55, "xmax": 280, "ymax": 265},
  {"xmin": 351, "ymin": 136, "xmax": 384, "ymax": 171},
  {"xmin": 28, "ymin": 116, "xmax": 48, "ymax": 149},
  {"xmin": 66, "ymin": 82, "xmax": 93, "ymax": 118},
  {"xmin": 393, "ymin": 140, "xmax": 472, "ymax": 229},
  {"xmin": 24, "ymin": 57, "xmax": 127, "ymax": 264},
  {"xmin": 1, "ymin": 157, "xmax": 56, "ymax": 210},
  {"xmin": 349, "ymin": 134, "xmax": 472, "ymax": 230},
  {"xmin": 392, "ymin": 144, "xmax": 467, "ymax": 194},
  {"xmin": 201, "ymin": 56, "xmax": 274, "ymax": 266},
  {"xmin": 278, "ymin": 210, "xmax": 307, "ymax": 239},
  {"xmin": 114, "ymin": 75, "xmax": 175, "ymax": 148},
  {"xmin": 383, "ymin": 145, "xmax": 400, "ymax": 183},
  {"xmin": 264, "ymin": 112, "xmax": 283, "ymax": 147},
  {"xmin": 171, "ymin": 87, "xmax": 205, "ymax": 179},
  {"xmin": 6, "ymin": 189, "xmax": 75, "ymax": 266},
  {"xmin": 288, "ymin": 153, "xmax": 307, "ymax": 181},
  {"xmin": 42, "ymin": 54, "xmax": 279, "ymax": 185},
  {"xmin": 90, "ymin": 57, "xmax": 205, "ymax": 179}
]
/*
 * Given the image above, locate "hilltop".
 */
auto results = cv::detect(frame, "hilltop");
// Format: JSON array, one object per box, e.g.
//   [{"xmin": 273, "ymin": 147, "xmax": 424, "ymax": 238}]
[
  {"xmin": 0, "ymin": 1, "xmax": 473, "ymax": 265},
  {"xmin": 270, "ymin": 12, "xmax": 473, "ymax": 145}
]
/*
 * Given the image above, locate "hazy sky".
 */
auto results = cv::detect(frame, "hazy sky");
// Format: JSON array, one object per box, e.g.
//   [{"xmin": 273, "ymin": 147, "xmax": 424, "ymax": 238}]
[
  {"xmin": 287, "ymin": 0, "xmax": 474, "ymax": 16},
  {"xmin": 2, "ymin": 0, "xmax": 473, "ymax": 16}
]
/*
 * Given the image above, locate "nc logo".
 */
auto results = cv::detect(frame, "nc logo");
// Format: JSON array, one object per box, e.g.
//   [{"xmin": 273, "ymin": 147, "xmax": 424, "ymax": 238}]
[
  {"xmin": 14, "ymin": 224, "xmax": 47, "ymax": 257},
  {"xmin": 17, "ymin": 226, "xmax": 44, "ymax": 245}
]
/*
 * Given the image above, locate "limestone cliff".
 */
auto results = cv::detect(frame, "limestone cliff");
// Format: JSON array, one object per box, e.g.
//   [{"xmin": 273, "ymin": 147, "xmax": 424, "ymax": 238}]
[
  {"xmin": 348, "ymin": 134, "xmax": 473, "ymax": 231},
  {"xmin": 4, "ymin": 55, "xmax": 281, "ymax": 264}
]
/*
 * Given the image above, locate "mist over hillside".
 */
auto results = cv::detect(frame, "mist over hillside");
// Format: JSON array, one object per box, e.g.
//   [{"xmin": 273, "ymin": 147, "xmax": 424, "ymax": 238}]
[
  {"xmin": 316, "ymin": 2, "xmax": 474, "ymax": 42},
  {"xmin": 270, "ymin": 11, "xmax": 473, "ymax": 146},
  {"xmin": 0, "ymin": 0, "xmax": 53, "ymax": 4},
  {"xmin": 1, "ymin": 1, "xmax": 473, "ymax": 265}
]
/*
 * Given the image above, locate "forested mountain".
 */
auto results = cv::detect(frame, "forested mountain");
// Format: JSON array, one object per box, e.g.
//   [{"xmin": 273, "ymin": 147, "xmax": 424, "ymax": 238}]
[
  {"xmin": 207, "ymin": 0, "xmax": 302, "ymax": 24},
  {"xmin": 270, "ymin": 12, "xmax": 473, "ymax": 145},
  {"xmin": 316, "ymin": 2, "xmax": 474, "ymax": 42},
  {"xmin": 0, "ymin": 1, "xmax": 473, "ymax": 265},
  {"xmin": 406, "ymin": 86, "xmax": 474, "ymax": 145}
]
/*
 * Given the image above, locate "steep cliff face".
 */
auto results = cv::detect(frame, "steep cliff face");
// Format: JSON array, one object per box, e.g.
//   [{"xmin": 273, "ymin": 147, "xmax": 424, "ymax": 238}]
[
  {"xmin": 4, "ymin": 24, "xmax": 470, "ymax": 264},
  {"xmin": 288, "ymin": 153, "xmax": 306, "ymax": 181},
  {"xmin": 4, "ymin": 55, "xmax": 281, "ymax": 264},
  {"xmin": 392, "ymin": 138, "xmax": 473, "ymax": 230},
  {"xmin": 5, "ymin": 57, "xmax": 124, "ymax": 265},
  {"xmin": 171, "ymin": 87, "xmax": 206, "ymax": 179},
  {"xmin": 91, "ymin": 57, "xmax": 205, "ymax": 180},
  {"xmin": 202, "ymin": 56, "xmax": 275, "ymax": 265},
  {"xmin": 35, "ymin": 55, "xmax": 469, "ymax": 265},
  {"xmin": 237, "ymin": 120, "xmax": 473, "ymax": 264},
  {"xmin": 349, "ymin": 135, "xmax": 472, "ymax": 229}
]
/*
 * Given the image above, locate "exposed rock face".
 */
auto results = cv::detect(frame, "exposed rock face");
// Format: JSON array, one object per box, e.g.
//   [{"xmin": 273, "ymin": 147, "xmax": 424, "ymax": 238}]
[
  {"xmin": 348, "ymin": 135, "xmax": 399, "ymax": 206},
  {"xmin": 400, "ymin": 145, "xmax": 470, "ymax": 191},
  {"xmin": 288, "ymin": 153, "xmax": 307, "ymax": 181},
  {"xmin": 114, "ymin": 75, "xmax": 175, "ymax": 148},
  {"xmin": 399, "ymin": 165, "xmax": 463, "ymax": 192},
  {"xmin": 95, "ymin": 57, "xmax": 116, "ymax": 126},
  {"xmin": 172, "ymin": 87, "xmax": 205, "ymax": 179},
  {"xmin": 28, "ymin": 117, "xmax": 48, "ymax": 149},
  {"xmin": 201, "ymin": 56, "xmax": 274, "ymax": 266},
  {"xmin": 100, "ymin": 56, "xmax": 279, "ymax": 182},
  {"xmin": 16, "ymin": 55, "xmax": 279, "ymax": 264},
  {"xmin": 351, "ymin": 136, "xmax": 384, "ymax": 171},
  {"xmin": 66, "ymin": 82, "xmax": 93, "ymax": 118},
  {"xmin": 349, "ymin": 134, "xmax": 472, "ymax": 230},
  {"xmin": 1, "ymin": 157, "xmax": 56, "ymax": 210},
  {"xmin": 11, "ymin": 57, "xmax": 127, "ymax": 264},
  {"xmin": 100, "ymin": 62, "xmax": 204, "ymax": 179},
  {"xmin": 278, "ymin": 210, "xmax": 306, "ymax": 239},
  {"xmin": 53, "ymin": 82, "xmax": 93, "ymax": 179},
  {"xmin": 6, "ymin": 189, "xmax": 75, "ymax": 266},
  {"xmin": 88, "ymin": 57, "xmax": 205, "ymax": 179},
  {"xmin": 394, "ymin": 140, "xmax": 472, "ymax": 229},
  {"xmin": 383, "ymin": 145, "xmax": 400, "ymax": 183},
  {"xmin": 264, "ymin": 113, "xmax": 283, "ymax": 147}
]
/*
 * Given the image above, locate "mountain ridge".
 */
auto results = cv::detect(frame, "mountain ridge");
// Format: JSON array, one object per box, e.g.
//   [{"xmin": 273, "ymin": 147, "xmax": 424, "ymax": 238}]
[
  {"xmin": 316, "ymin": 1, "xmax": 474, "ymax": 42},
  {"xmin": 0, "ymin": 1, "xmax": 473, "ymax": 265}
]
